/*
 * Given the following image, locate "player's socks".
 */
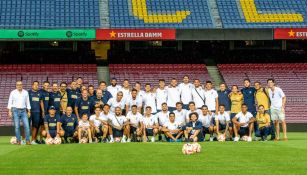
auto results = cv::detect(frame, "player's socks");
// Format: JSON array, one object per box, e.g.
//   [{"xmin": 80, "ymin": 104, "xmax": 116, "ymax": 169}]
[{"xmin": 161, "ymin": 134, "xmax": 166, "ymax": 141}]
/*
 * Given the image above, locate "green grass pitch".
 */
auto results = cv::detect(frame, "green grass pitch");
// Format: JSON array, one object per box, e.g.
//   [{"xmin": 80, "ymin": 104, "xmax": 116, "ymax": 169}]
[{"xmin": 0, "ymin": 133, "xmax": 307, "ymax": 175}]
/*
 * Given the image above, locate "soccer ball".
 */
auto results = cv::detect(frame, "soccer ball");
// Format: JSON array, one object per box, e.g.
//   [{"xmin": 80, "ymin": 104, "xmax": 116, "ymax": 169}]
[
  {"xmin": 80, "ymin": 137, "xmax": 88, "ymax": 144},
  {"xmin": 192, "ymin": 143, "xmax": 201, "ymax": 153},
  {"xmin": 241, "ymin": 136, "xmax": 249, "ymax": 142},
  {"xmin": 46, "ymin": 138, "xmax": 54, "ymax": 145},
  {"xmin": 53, "ymin": 137, "xmax": 62, "ymax": 145},
  {"xmin": 182, "ymin": 143, "xmax": 195, "ymax": 155},
  {"xmin": 115, "ymin": 137, "xmax": 121, "ymax": 142},
  {"xmin": 10, "ymin": 137, "xmax": 17, "ymax": 144},
  {"xmin": 218, "ymin": 135, "xmax": 226, "ymax": 142}
]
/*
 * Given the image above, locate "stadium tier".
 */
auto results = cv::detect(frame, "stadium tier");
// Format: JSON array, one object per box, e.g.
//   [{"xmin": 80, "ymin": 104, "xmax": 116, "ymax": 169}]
[
  {"xmin": 0, "ymin": 0, "xmax": 100, "ymax": 28},
  {"xmin": 218, "ymin": 63, "xmax": 307, "ymax": 123},
  {"xmin": 109, "ymin": 64, "xmax": 212, "ymax": 86},
  {"xmin": 1, "ymin": 0, "xmax": 307, "ymax": 29},
  {"xmin": 108, "ymin": 0, "xmax": 214, "ymax": 28},
  {"xmin": 0, "ymin": 64, "xmax": 98, "ymax": 126},
  {"xmin": 218, "ymin": 0, "xmax": 307, "ymax": 28}
]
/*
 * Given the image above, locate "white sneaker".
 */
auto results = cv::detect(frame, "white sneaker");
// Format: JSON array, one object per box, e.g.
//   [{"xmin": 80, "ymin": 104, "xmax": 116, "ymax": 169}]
[
  {"xmin": 151, "ymin": 137, "xmax": 155, "ymax": 142},
  {"xmin": 21, "ymin": 140, "xmax": 26, "ymax": 145},
  {"xmin": 31, "ymin": 140, "xmax": 38, "ymax": 145},
  {"xmin": 234, "ymin": 137, "xmax": 239, "ymax": 142},
  {"xmin": 109, "ymin": 138, "xmax": 114, "ymax": 143},
  {"xmin": 247, "ymin": 137, "xmax": 252, "ymax": 142},
  {"xmin": 127, "ymin": 138, "xmax": 131, "ymax": 142},
  {"xmin": 121, "ymin": 138, "xmax": 126, "ymax": 143},
  {"xmin": 209, "ymin": 137, "xmax": 214, "ymax": 142}
]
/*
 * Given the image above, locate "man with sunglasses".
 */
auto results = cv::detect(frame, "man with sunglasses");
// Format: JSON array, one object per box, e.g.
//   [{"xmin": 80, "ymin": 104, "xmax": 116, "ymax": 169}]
[{"xmin": 267, "ymin": 79, "xmax": 287, "ymax": 141}]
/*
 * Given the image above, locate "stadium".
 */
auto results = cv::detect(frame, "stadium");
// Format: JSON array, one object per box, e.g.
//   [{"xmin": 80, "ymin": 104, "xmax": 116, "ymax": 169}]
[{"xmin": 1, "ymin": 0, "xmax": 307, "ymax": 174}]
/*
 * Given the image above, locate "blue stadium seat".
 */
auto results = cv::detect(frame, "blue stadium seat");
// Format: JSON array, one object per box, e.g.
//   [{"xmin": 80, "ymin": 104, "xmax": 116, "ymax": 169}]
[{"xmin": 0, "ymin": 0, "xmax": 100, "ymax": 28}]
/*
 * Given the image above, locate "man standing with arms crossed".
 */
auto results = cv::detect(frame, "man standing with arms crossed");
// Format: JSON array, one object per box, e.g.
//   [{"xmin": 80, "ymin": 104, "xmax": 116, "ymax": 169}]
[
  {"xmin": 8, "ymin": 81, "xmax": 31, "ymax": 145},
  {"xmin": 267, "ymin": 79, "xmax": 287, "ymax": 141},
  {"xmin": 178, "ymin": 75, "xmax": 193, "ymax": 110},
  {"xmin": 28, "ymin": 81, "xmax": 41, "ymax": 144}
]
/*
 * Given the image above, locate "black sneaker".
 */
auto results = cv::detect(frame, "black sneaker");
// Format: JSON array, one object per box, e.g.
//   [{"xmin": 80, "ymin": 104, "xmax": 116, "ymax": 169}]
[
  {"xmin": 102, "ymin": 138, "xmax": 107, "ymax": 143},
  {"xmin": 158, "ymin": 135, "xmax": 162, "ymax": 141}
]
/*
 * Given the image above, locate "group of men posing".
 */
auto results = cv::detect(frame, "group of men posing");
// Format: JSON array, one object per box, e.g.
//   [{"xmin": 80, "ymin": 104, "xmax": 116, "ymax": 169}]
[{"xmin": 8, "ymin": 76, "xmax": 287, "ymax": 144}]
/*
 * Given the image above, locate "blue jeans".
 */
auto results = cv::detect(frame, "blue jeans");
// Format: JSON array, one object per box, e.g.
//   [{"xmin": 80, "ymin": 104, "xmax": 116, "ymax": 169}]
[
  {"xmin": 255, "ymin": 126, "xmax": 271, "ymax": 138},
  {"xmin": 12, "ymin": 108, "xmax": 30, "ymax": 142}
]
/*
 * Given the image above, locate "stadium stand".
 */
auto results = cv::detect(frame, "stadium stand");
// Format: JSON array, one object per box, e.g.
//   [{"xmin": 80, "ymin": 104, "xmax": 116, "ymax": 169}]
[
  {"xmin": 218, "ymin": 63, "xmax": 307, "ymax": 123},
  {"xmin": 0, "ymin": 64, "xmax": 98, "ymax": 126},
  {"xmin": 1, "ymin": 0, "xmax": 307, "ymax": 29},
  {"xmin": 217, "ymin": 0, "xmax": 307, "ymax": 28},
  {"xmin": 109, "ymin": 64, "xmax": 212, "ymax": 86},
  {"xmin": 0, "ymin": 0, "xmax": 100, "ymax": 28},
  {"xmin": 108, "ymin": 0, "xmax": 214, "ymax": 28}
]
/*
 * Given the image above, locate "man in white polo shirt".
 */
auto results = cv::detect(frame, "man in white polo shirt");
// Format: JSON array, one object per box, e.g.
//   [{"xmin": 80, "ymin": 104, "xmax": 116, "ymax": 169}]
[
  {"xmin": 173, "ymin": 102, "xmax": 187, "ymax": 126},
  {"xmin": 120, "ymin": 79, "xmax": 130, "ymax": 101},
  {"xmin": 232, "ymin": 104, "xmax": 255, "ymax": 142},
  {"xmin": 167, "ymin": 78, "xmax": 180, "ymax": 112},
  {"xmin": 178, "ymin": 75, "xmax": 193, "ymax": 110},
  {"xmin": 191, "ymin": 79, "xmax": 205, "ymax": 109},
  {"xmin": 125, "ymin": 88, "xmax": 142, "ymax": 113},
  {"xmin": 142, "ymin": 83, "xmax": 157, "ymax": 114},
  {"xmin": 7, "ymin": 81, "xmax": 31, "ymax": 145},
  {"xmin": 204, "ymin": 81, "xmax": 219, "ymax": 113},
  {"xmin": 267, "ymin": 78, "xmax": 287, "ymax": 141},
  {"xmin": 155, "ymin": 79, "xmax": 167, "ymax": 113}
]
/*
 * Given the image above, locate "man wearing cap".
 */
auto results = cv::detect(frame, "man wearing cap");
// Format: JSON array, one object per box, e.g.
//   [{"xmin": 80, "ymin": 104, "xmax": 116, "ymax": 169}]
[{"xmin": 42, "ymin": 106, "xmax": 61, "ymax": 140}]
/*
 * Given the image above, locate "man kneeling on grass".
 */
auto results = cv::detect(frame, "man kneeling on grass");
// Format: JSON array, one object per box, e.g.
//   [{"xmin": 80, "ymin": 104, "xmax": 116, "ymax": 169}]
[
  {"xmin": 255, "ymin": 105, "xmax": 271, "ymax": 141},
  {"xmin": 109, "ymin": 107, "xmax": 129, "ymax": 143},
  {"xmin": 42, "ymin": 106, "xmax": 61, "ymax": 141},
  {"xmin": 126, "ymin": 105, "xmax": 144, "ymax": 142},
  {"xmin": 89, "ymin": 106, "xmax": 108, "ymax": 143},
  {"xmin": 142, "ymin": 106, "xmax": 159, "ymax": 142},
  {"xmin": 78, "ymin": 113, "xmax": 93, "ymax": 143},
  {"xmin": 162, "ymin": 112, "xmax": 183, "ymax": 142},
  {"xmin": 59, "ymin": 106, "xmax": 78, "ymax": 143},
  {"xmin": 214, "ymin": 104, "xmax": 231, "ymax": 141},
  {"xmin": 232, "ymin": 104, "xmax": 255, "ymax": 142},
  {"xmin": 182, "ymin": 112, "xmax": 204, "ymax": 142}
]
